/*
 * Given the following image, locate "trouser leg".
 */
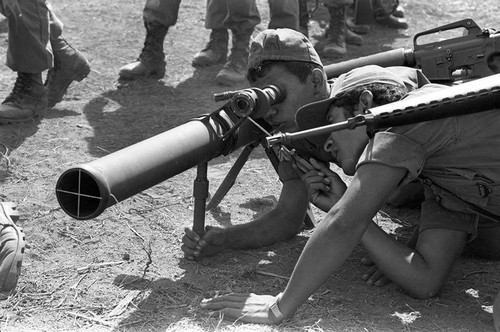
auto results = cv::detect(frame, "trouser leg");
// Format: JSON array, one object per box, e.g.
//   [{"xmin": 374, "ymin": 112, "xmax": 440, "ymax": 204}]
[
  {"xmin": 205, "ymin": 0, "xmax": 227, "ymax": 29},
  {"xmin": 212, "ymin": 0, "xmax": 257, "ymax": 85},
  {"xmin": 119, "ymin": 0, "xmax": 175, "ymax": 79},
  {"xmin": 192, "ymin": 0, "xmax": 229, "ymax": 67},
  {"xmin": 143, "ymin": 0, "xmax": 182, "ymax": 27},
  {"xmin": 0, "ymin": 0, "xmax": 53, "ymax": 73},
  {"xmin": 223, "ymin": 0, "xmax": 260, "ymax": 34},
  {"xmin": 268, "ymin": 0, "xmax": 299, "ymax": 31}
]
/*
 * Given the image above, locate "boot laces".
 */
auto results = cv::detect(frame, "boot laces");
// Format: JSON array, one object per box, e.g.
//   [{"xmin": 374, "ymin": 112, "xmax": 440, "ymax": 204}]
[
  {"xmin": 225, "ymin": 48, "xmax": 247, "ymax": 71},
  {"xmin": 44, "ymin": 56, "xmax": 61, "ymax": 86},
  {"xmin": 138, "ymin": 23, "xmax": 167, "ymax": 63},
  {"xmin": 4, "ymin": 74, "xmax": 35, "ymax": 104},
  {"xmin": 204, "ymin": 30, "xmax": 228, "ymax": 53}
]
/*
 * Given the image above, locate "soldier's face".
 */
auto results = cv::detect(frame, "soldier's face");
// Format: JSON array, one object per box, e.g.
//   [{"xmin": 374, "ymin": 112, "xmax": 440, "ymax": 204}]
[
  {"xmin": 252, "ymin": 65, "xmax": 317, "ymax": 133},
  {"xmin": 323, "ymin": 105, "xmax": 369, "ymax": 176}
]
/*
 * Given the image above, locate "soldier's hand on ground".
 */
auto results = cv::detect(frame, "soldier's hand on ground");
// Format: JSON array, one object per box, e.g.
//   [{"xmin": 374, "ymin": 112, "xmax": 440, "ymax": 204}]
[
  {"xmin": 181, "ymin": 226, "xmax": 226, "ymax": 260},
  {"xmin": 361, "ymin": 257, "xmax": 391, "ymax": 287},
  {"xmin": 200, "ymin": 292, "xmax": 279, "ymax": 324},
  {"xmin": 293, "ymin": 156, "xmax": 347, "ymax": 212}
]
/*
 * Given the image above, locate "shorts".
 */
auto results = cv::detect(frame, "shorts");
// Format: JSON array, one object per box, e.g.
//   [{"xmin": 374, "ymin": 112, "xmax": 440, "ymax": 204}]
[{"xmin": 419, "ymin": 196, "xmax": 500, "ymax": 259}]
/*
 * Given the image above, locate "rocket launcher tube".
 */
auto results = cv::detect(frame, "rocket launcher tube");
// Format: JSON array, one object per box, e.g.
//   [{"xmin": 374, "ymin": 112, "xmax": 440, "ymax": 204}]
[{"xmin": 56, "ymin": 85, "xmax": 284, "ymax": 220}]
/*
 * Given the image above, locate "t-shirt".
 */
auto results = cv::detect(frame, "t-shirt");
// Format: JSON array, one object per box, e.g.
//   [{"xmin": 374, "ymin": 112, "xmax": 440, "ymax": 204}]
[{"xmin": 358, "ymin": 84, "xmax": 500, "ymax": 217}]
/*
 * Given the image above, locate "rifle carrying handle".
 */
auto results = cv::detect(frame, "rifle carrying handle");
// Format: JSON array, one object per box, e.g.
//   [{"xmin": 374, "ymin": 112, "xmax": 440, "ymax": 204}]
[{"xmin": 413, "ymin": 18, "xmax": 482, "ymax": 47}]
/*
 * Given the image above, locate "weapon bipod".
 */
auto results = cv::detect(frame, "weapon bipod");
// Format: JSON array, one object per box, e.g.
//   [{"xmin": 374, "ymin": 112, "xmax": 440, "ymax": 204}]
[{"xmin": 191, "ymin": 140, "xmax": 316, "ymax": 237}]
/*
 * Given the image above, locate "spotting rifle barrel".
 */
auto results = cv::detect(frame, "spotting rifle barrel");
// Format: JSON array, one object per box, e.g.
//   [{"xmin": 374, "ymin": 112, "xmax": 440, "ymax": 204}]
[
  {"xmin": 325, "ymin": 18, "xmax": 500, "ymax": 81},
  {"xmin": 325, "ymin": 48, "xmax": 416, "ymax": 79},
  {"xmin": 266, "ymin": 73, "xmax": 500, "ymax": 147},
  {"xmin": 55, "ymin": 85, "xmax": 283, "ymax": 220}
]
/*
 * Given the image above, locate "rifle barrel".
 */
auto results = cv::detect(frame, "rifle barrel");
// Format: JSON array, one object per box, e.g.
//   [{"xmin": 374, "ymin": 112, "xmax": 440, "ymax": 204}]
[{"xmin": 324, "ymin": 48, "xmax": 416, "ymax": 79}]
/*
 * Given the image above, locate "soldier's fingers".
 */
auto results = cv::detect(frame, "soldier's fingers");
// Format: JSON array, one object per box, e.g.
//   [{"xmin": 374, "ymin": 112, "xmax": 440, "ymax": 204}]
[
  {"xmin": 201, "ymin": 293, "xmax": 249, "ymax": 309},
  {"xmin": 183, "ymin": 227, "xmax": 200, "ymax": 242}
]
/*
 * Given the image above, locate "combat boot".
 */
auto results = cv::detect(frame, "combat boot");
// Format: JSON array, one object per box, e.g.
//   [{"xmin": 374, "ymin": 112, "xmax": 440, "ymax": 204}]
[
  {"xmin": 347, "ymin": 18, "xmax": 371, "ymax": 35},
  {"xmin": 346, "ymin": 28, "xmax": 364, "ymax": 46},
  {"xmin": 45, "ymin": 38, "xmax": 91, "ymax": 108},
  {"xmin": 119, "ymin": 21, "xmax": 169, "ymax": 80},
  {"xmin": 192, "ymin": 29, "xmax": 228, "ymax": 67},
  {"xmin": 215, "ymin": 30, "xmax": 251, "ymax": 85},
  {"xmin": 372, "ymin": 0, "xmax": 408, "ymax": 29},
  {"xmin": 0, "ymin": 73, "xmax": 47, "ymax": 124},
  {"xmin": 0, "ymin": 202, "xmax": 26, "ymax": 300},
  {"xmin": 392, "ymin": 3, "xmax": 405, "ymax": 18},
  {"xmin": 324, "ymin": 4, "xmax": 359, "ymax": 57}
]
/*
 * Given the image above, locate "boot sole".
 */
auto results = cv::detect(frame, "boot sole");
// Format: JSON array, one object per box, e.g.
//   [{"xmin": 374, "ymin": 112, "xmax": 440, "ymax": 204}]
[
  {"xmin": 0, "ymin": 96, "xmax": 48, "ymax": 125},
  {"xmin": 215, "ymin": 75, "xmax": 247, "ymax": 86},
  {"xmin": 346, "ymin": 39, "xmax": 363, "ymax": 46},
  {"xmin": 192, "ymin": 56, "xmax": 227, "ymax": 68},
  {"xmin": 118, "ymin": 70, "xmax": 165, "ymax": 80},
  {"xmin": 322, "ymin": 50, "xmax": 347, "ymax": 58},
  {"xmin": 0, "ymin": 202, "xmax": 25, "ymax": 298}
]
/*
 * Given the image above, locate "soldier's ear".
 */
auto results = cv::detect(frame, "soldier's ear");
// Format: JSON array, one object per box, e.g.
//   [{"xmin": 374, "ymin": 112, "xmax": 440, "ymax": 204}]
[
  {"xmin": 310, "ymin": 68, "xmax": 324, "ymax": 91},
  {"xmin": 359, "ymin": 90, "xmax": 373, "ymax": 112}
]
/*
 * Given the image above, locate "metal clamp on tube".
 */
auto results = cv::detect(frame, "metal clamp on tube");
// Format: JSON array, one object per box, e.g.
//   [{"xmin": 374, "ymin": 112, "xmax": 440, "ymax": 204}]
[{"xmin": 214, "ymin": 84, "xmax": 285, "ymax": 119}]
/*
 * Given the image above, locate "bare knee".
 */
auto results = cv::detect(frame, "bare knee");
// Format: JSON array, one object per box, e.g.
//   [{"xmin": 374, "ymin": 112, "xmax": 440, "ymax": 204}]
[{"xmin": 402, "ymin": 280, "xmax": 443, "ymax": 300}]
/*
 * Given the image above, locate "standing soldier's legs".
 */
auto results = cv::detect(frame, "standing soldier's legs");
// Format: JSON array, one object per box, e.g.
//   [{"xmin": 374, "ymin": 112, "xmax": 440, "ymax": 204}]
[
  {"xmin": 119, "ymin": 0, "xmax": 181, "ymax": 79},
  {"xmin": 323, "ymin": 0, "xmax": 363, "ymax": 58},
  {"xmin": 372, "ymin": 0, "xmax": 408, "ymax": 29},
  {"xmin": 268, "ymin": 0, "xmax": 299, "ymax": 31},
  {"xmin": 215, "ymin": 0, "xmax": 259, "ymax": 85},
  {"xmin": 298, "ymin": 0, "xmax": 310, "ymax": 36},
  {"xmin": 0, "ymin": 0, "xmax": 49, "ymax": 123},
  {"xmin": 45, "ymin": 3, "xmax": 91, "ymax": 108},
  {"xmin": 192, "ymin": 0, "xmax": 230, "ymax": 67}
]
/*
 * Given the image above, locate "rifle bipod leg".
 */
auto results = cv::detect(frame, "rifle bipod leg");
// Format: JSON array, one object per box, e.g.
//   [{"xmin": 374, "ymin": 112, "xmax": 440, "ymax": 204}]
[
  {"xmin": 193, "ymin": 163, "xmax": 209, "ymax": 237},
  {"xmin": 205, "ymin": 142, "xmax": 259, "ymax": 211}
]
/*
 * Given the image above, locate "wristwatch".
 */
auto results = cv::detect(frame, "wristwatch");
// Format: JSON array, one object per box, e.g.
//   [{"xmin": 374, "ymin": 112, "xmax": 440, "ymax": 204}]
[{"xmin": 269, "ymin": 292, "xmax": 285, "ymax": 323}]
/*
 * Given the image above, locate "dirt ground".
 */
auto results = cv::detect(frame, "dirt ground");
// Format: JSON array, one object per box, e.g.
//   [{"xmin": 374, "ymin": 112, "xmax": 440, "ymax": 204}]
[{"xmin": 1, "ymin": 0, "xmax": 499, "ymax": 331}]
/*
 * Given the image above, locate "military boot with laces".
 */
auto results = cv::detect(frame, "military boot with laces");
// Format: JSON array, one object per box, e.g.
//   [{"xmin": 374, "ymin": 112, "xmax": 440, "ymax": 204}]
[
  {"xmin": 323, "ymin": 4, "xmax": 349, "ymax": 57},
  {"xmin": 372, "ymin": 0, "xmax": 408, "ymax": 29},
  {"xmin": 0, "ymin": 73, "xmax": 47, "ymax": 124},
  {"xmin": 0, "ymin": 202, "xmax": 26, "ymax": 300},
  {"xmin": 345, "ymin": 28, "xmax": 364, "ymax": 46},
  {"xmin": 215, "ymin": 30, "xmax": 251, "ymax": 85},
  {"xmin": 392, "ymin": 2, "xmax": 405, "ymax": 18},
  {"xmin": 45, "ymin": 38, "xmax": 91, "ymax": 108},
  {"xmin": 192, "ymin": 29, "xmax": 228, "ymax": 67},
  {"xmin": 119, "ymin": 21, "xmax": 169, "ymax": 79}
]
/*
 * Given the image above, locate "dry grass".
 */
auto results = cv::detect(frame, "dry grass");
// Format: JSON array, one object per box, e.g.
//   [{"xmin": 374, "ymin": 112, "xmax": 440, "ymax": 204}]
[{"xmin": 0, "ymin": 0, "xmax": 499, "ymax": 331}]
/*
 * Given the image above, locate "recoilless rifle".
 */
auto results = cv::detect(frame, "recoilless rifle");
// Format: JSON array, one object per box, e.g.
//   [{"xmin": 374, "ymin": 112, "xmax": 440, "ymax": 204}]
[{"xmin": 55, "ymin": 18, "xmax": 500, "ymax": 235}]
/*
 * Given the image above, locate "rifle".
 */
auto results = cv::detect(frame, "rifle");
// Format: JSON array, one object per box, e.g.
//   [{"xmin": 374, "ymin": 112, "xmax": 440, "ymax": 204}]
[
  {"xmin": 325, "ymin": 18, "xmax": 500, "ymax": 82},
  {"xmin": 266, "ymin": 73, "xmax": 500, "ymax": 148}
]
